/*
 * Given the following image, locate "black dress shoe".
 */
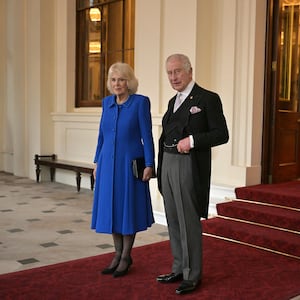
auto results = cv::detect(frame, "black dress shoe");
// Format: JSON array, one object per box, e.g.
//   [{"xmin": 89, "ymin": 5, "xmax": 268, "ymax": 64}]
[
  {"xmin": 175, "ymin": 280, "xmax": 198, "ymax": 294},
  {"xmin": 101, "ymin": 265, "xmax": 119, "ymax": 275},
  {"xmin": 101, "ymin": 256, "xmax": 121, "ymax": 275},
  {"xmin": 113, "ymin": 257, "xmax": 133, "ymax": 278},
  {"xmin": 156, "ymin": 273, "xmax": 183, "ymax": 283}
]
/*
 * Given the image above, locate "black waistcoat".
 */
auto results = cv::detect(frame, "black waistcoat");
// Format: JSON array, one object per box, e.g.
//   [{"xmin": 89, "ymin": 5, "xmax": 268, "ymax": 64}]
[{"xmin": 163, "ymin": 99, "xmax": 190, "ymax": 145}]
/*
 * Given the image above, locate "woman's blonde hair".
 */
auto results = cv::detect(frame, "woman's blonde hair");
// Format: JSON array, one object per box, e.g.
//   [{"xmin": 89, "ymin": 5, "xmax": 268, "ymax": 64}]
[{"xmin": 107, "ymin": 62, "xmax": 139, "ymax": 94}]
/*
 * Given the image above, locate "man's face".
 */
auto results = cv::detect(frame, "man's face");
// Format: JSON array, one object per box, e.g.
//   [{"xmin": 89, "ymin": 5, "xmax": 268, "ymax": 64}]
[{"xmin": 166, "ymin": 58, "xmax": 192, "ymax": 92}]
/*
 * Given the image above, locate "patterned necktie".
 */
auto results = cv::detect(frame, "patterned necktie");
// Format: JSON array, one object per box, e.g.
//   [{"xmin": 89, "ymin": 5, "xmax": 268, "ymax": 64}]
[{"xmin": 174, "ymin": 93, "xmax": 183, "ymax": 112}]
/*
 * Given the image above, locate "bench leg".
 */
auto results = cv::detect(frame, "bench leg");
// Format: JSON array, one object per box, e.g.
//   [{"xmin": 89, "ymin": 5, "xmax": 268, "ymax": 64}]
[
  {"xmin": 36, "ymin": 165, "xmax": 41, "ymax": 182},
  {"xmin": 76, "ymin": 172, "xmax": 81, "ymax": 192},
  {"xmin": 50, "ymin": 167, "xmax": 55, "ymax": 182},
  {"xmin": 90, "ymin": 174, "xmax": 94, "ymax": 191}
]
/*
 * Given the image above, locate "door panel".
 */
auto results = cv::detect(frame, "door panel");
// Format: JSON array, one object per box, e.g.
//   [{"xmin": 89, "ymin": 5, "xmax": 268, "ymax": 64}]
[
  {"xmin": 273, "ymin": 111, "xmax": 300, "ymax": 182},
  {"xmin": 264, "ymin": 0, "xmax": 300, "ymax": 183}
]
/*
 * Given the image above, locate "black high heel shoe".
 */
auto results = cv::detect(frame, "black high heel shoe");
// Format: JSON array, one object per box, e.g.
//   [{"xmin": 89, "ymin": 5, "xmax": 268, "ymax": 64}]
[
  {"xmin": 112, "ymin": 257, "xmax": 133, "ymax": 278},
  {"xmin": 101, "ymin": 256, "xmax": 121, "ymax": 275}
]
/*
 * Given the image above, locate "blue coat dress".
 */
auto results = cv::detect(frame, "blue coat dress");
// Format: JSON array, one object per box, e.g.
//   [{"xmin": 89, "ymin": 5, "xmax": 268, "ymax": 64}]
[{"xmin": 91, "ymin": 94, "xmax": 155, "ymax": 235}]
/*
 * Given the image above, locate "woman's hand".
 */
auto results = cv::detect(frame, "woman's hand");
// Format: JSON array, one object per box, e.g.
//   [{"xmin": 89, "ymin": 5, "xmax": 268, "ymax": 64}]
[
  {"xmin": 93, "ymin": 164, "xmax": 97, "ymax": 180},
  {"xmin": 142, "ymin": 167, "xmax": 153, "ymax": 181}
]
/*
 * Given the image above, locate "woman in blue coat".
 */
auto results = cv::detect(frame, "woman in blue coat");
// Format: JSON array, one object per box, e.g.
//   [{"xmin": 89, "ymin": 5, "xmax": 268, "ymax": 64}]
[{"xmin": 91, "ymin": 62, "xmax": 155, "ymax": 277}]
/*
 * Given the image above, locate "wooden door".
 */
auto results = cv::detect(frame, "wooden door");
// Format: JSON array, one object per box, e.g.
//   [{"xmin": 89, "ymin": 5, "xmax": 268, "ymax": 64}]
[
  {"xmin": 274, "ymin": 111, "xmax": 300, "ymax": 182},
  {"xmin": 263, "ymin": 0, "xmax": 300, "ymax": 183}
]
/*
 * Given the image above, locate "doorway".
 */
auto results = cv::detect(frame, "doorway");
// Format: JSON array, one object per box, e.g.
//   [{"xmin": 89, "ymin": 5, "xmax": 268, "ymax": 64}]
[{"xmin": 263, "ymin": 0, "xmax": 300, "ymax": 183}]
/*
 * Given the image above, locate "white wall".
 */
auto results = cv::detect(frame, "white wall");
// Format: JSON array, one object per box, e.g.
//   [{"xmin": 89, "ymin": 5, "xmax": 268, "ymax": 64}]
[
  {"xmin": 0, "ymin": 0, "xmax": 55, "ymax": 178},
  {"xmin": 2, "ymin": 0, "xmax": 28, "ymax": 175},
  {"xmin": 0, "ymin": 0, "xmax": 267, "ymax": 221},
  {"xmin": 135, "ymin": 0, "xmax": 266, "ymax": 215},
  {"xmin": 0, "ymin": 0, "xmax": 6, "ymax": 171}
]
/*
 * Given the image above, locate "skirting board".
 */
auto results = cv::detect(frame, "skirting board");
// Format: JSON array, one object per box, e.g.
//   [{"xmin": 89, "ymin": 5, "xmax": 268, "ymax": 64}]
[{"xmin": 154, "ymin": 184, "xmax": 236, "ymax": 226}]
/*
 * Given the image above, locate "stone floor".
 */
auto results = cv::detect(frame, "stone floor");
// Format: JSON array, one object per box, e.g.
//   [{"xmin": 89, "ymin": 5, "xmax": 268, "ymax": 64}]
[{"xmin": 0, "ymin": 172, "xmax": 169, "ymax": 275}]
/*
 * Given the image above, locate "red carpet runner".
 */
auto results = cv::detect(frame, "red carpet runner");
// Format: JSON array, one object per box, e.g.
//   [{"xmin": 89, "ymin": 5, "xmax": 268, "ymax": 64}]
[
  {"xmin": 1, "ymin": 181, "xmax": 300, "ymax": 299},
  {"xmin": 235, "ymin": 180, "xmax": 300, "ymax": 209},
  {"xmin": 203, "ymin": 181, "xmax": 300, "ymax": 258},
  {"xmin": 1, "ymin": 235, "xmax": 300, "ymax": 300},
  {"xmin": 202, "ymin": 180, "xmax": 300, "ymax": 298}
]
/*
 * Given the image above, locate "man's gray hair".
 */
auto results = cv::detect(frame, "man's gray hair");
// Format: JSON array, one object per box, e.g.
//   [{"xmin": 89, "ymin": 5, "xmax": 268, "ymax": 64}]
[{"xmin": 166, "ymin": 54, "xmax": 192, "ymax": 72}]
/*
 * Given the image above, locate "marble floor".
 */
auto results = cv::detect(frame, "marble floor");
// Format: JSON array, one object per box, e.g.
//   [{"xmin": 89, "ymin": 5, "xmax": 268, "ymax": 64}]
[{"xmin": 0, "ymin": 172, "xmax": 169, "ymax": 275}]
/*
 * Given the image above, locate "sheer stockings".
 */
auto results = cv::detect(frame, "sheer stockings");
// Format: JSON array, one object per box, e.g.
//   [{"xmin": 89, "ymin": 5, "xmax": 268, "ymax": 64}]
[
  {"xmin": 114, "ymin": 233, "xmax": 135, "ymax": 273},
  {"xmin": 107, "ymin": 233, "xmax": 123, "ymax": 269}
]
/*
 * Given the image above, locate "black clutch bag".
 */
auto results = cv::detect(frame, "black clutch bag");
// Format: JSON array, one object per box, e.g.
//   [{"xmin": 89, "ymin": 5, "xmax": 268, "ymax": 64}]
[{"xmin": 132, "ymin": 157, "xmax": 156, "ymax": 179}]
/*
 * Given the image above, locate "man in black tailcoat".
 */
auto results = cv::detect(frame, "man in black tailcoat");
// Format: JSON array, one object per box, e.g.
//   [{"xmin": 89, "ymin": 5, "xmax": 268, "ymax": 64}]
[{"xmin": 156, "ymin": 53, "xmax": 229, "ymax": 295}]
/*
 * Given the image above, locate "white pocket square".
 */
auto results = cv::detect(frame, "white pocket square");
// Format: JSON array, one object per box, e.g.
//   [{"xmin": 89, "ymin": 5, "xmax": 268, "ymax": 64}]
[{"xmin": 190, "ymin": 106, "xmax": 202, "ymax": 114}]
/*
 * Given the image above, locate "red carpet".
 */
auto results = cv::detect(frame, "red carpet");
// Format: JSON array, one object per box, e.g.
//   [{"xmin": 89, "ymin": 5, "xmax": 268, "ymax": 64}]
[
  {"xmin": 203, "ymin": 181, "xmax": 300, "ymax": 259},
  {"xmin": 235, "ymin": 180, "xmax": 300, "ymax": 209},
  {"xmin": 2, "ymin": 182, "xmax": 300, "ymax": 299},
  {"xmin": 216, "ymin": 200, "xmax": 300, "ymax": 232},
  {"xmin": 202, "ymin": 181, "xmax": 300, "ymax": 298},
  {"xmin": 203, "ymin": 217, "xmax": 300, "ymax": 258},
  {"xmin": 1, "ymin": 235, "xmax": 300, "ymax": 300}
]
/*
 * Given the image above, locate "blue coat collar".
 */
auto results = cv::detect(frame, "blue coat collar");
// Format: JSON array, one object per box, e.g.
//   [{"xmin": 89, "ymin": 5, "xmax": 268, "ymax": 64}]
[{"xmin": 108, "ymin": 94, "xmax": 133, "ymax": 108}]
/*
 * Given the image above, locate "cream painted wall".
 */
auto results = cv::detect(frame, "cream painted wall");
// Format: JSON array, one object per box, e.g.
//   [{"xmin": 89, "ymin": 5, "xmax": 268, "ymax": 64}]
[
  {"xmin": 26, "ymin": 0, "xmax": 42, "ymax": 180},
  {"xmin": 0, "ymin": 0, "xmax": 267, "ymax": 220},
  {"xmin": 135, "ymin": 0, "xmax": 267, "ymax": 214},
  {"xmin": 0, "ymin": 0, "xmax": 55, "ymax": 179},
  {"xmin": 0, "ymin": 0, "xmax": 6, "ymax": 171},
  {"xmin": 4, "ymin": 0, "xmax": 27, "ymax": 176},
  {"xmin": 195, "ymin": 0, "xmax": 266, "ymax": 187},
  {"xmin": 39, "ymin": 0, "xmax": 55, "ymax": 165},
  {"xmin": 135, "ymin": 0, "xmax": 266, "ymax": 214}
]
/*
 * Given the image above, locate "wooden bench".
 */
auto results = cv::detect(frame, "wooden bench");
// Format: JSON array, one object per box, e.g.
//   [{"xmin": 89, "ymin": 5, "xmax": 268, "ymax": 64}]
[{"xmin": 34, "ymin": 154, "xmax": 94, "ymax": 192}]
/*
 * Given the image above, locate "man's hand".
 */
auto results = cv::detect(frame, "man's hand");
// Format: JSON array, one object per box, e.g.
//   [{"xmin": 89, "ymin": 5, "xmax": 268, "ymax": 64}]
[{"xmin": 177, "ymin": 137, "xmax": 191, "ymax": 154}]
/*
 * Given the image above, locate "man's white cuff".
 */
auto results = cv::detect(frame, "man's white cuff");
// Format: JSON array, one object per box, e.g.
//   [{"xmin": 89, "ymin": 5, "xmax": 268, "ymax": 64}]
[{"xmin": 189, "ymin": 135, "xmax": 194, "ymax": 148}]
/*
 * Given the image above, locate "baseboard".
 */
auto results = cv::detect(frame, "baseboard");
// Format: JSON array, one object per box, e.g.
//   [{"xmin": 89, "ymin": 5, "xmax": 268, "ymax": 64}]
[
  {"xmin": 154, "ymin": 184, "xmax": 236, "ymax": 225},
  {"xmin": 153, "ymin": 210, "xmax": 167, "ymax": 226},
  {"xmin": 209, "ymin": 184, "xmax": 236, "ymax": 216}
]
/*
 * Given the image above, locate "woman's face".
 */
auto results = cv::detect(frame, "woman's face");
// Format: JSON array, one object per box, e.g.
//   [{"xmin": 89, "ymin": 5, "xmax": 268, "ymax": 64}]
[{"xmin": 110, "ymin": 72, "xmax": 128, "ymax": 98}]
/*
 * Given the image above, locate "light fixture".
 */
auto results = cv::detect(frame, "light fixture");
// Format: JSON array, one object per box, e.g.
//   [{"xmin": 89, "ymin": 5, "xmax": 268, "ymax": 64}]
[
  {"xmin": 89, "ymin": 41, "xmax": 101, "ymax": 54},
  {"xmin": 89, "ymin": 7, "xmax": 101, "ymax": 22},
  {"xmin": 283, "ymin": 0, "xmax": 300, "ymax": 5}
]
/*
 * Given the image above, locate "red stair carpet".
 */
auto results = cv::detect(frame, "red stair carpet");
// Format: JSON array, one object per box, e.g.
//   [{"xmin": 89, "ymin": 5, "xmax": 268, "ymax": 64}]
[
  {"xmin": 1, "ymin": 181, "xmax": 300, "ymax": 299},
  {"xmin": 202, "ymin": 180, "xmax": 300, "ymax": 299},
  {"xmin": 216, "ymin": 200, "xmax": 300, "ymax": 232},
  {"xmin": 1, "ymin": 235, "xmax": 300, "ymax": 300},
  {"xmin": 203, "ymin": 217, "xmax": 300, "ymax": 258},
  {"xmin": 235, "ymin": 180, "xmax": 300, "ymax": 209},
  {"xmin": 204, "ymin": 180, "xmax": 300, "ymax": 258}
]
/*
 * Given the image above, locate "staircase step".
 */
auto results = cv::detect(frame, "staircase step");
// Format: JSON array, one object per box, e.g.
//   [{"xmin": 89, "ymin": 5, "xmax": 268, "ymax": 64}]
[
  {"xmin": 202, "ymin": 217, "xmax": 300, "ymax": 258},
  {"xmin": 235, "ymin": 181, "xmax": 300, "ymax": 209},
  {"xmin": 217, "ymin": 200, "xmax": 300, "ymax": 232}
]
